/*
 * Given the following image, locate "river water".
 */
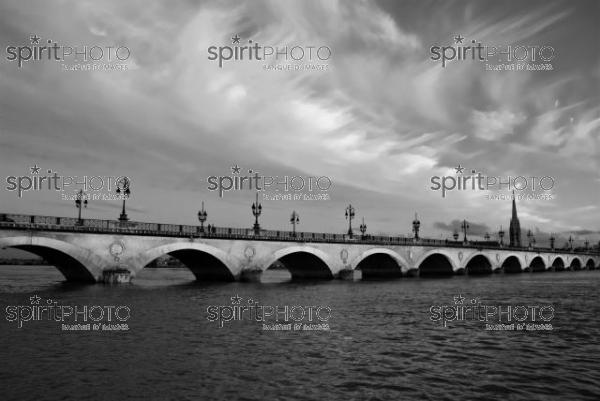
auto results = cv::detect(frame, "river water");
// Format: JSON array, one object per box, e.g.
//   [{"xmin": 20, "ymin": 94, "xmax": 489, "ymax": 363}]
[{"xmin": 1, "ymin": 265, "xmax": 599, "ymax": 400}]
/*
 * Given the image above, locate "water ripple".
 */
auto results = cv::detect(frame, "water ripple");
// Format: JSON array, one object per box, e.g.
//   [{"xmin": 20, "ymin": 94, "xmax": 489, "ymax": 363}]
[{"xmin": 1, "ymin": 267, "xmax": 600, "ymax": 400}]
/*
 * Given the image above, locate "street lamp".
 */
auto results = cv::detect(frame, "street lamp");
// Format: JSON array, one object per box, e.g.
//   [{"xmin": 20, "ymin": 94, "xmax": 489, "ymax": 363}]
[
  {"xmin": 251, "ymin": 192, "xmax": 262, "ymax": 235},
  {"xmin": 461, "ymin": 219, "xmax": 469, "ymax": 244},
  {"xmin": 550, "ymin": 233, "xmax": 555, "ymax": 250},
  {"xmin": 197, "ymin": 201, "xmax": 208, "ymax": 233},
  {"xmin": 527, "ymin": 230, "xmax": 536, "ymax": 249},
  {"xmin": 74, "ymin": 189, "xmax": 88, "ymax": 225},
  {"xmin": 584, "ymin": 239, "xmax": 589, "ymax": 251},
  {"xmin": 498, "ymin": 226, "xmax": 505, "ymax": 247},
  {"xmin": 345, "ymin": 204, "xmax": 355, "ymax": 237},
  {"xmin": 568, "ymin": 235, "xmax": 573, "ymax": 251},
  {"xmin": 412, "ymin": 213, "xmax": 421, "ymax": 241},
  {"xmin": 290, "ymin": 210, "xmax": 299, "ymax": 236},
  {"xmin": 116, "ymin": 177, "xmax": 131, "ymax": 222},
  {"xmin": 359, "ymin": 217, "xmax": 367, "ymax": 238}
]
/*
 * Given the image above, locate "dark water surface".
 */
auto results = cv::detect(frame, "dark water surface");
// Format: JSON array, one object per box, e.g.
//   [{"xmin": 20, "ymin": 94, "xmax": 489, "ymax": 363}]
[{"xmin": 1, "ymin": 266, "xmax": 599, "ymax": 401}]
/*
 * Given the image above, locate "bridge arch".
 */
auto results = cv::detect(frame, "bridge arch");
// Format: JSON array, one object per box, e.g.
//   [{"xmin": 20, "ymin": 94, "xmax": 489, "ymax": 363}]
[
  {"xmin": 569, "ymin": 257, "xmax": 583, "ymax": 271},
  {"xmin": 415, "ymin": 249, "xmax": 457, "ymax": 276},
  {"xmin": 264, "ymin": 246, "xmax": 334, "ymax": 280},
  {"xmin": 585, "ymin": 258, "xmax": 596, "ymax": 270},
  {"xmin": 463, "ymin": 253, "xmax": 493, "ymax": 275},
  {"xmin": 529, "ymin": 255, "xmax": 546, "ymax": 272},
  {"xmin": 0, "ymin": 236, "xmax": 100, "ymax": 282},
  {"xmin": 500, "ymin": 254, "xmax": 524, "ymax": 273},
  {"xmin": 140, "ymin": 242, "xmax": 238, "ymax": 281},
  {"xmin": 551, "ymin": 256, "xmax": 566, "ymax": 271},
  {"xmin": 350, "ymin": 248, "xmax": 407, "ymax": 278}
]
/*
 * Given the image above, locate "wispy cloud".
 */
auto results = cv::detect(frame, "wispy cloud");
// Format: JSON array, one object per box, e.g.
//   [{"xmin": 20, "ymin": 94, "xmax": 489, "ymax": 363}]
[{"xmin": 0, "ymin": 0, "xmax": 598, "ymax": 237}]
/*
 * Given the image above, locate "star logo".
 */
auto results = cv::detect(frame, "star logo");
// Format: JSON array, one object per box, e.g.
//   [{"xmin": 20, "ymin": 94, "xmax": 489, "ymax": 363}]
[
  {"xmin": 30, "ymin": 34, "xmax": 41, "ymax": 44},
  {"xmin": 454, "ymin": 164, "xmax": 464, "ymax": 174},
  {"xmin": 454, "ymin": 35, "xmax": 464, "ymax": 44},
  {"xmin": 453, "ymin": 294, "xmax": 465, "ymax": 304},
  {"xmin": 231, "ymin": 294, "xmax": 242, "ymax": 305},
  {"xmin": 231, "ymin": 34, "xmax": 241, "ymax": 45},
  {"xmin": 30, "ymin": 295, "xmax": 41, "ymax": 305},
  {"xmin": 231, "ymin": 164, "xmax": 241, "ymax": 174},
  {"xmin": 30, "ymin": 164, "xmax": 41, "ymax": 174}
]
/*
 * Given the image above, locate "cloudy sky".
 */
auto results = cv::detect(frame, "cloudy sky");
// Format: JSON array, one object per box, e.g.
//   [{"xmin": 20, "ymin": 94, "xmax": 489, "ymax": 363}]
[{"xmin": 0, "ymin": 0, "xmax": 599, "ymax": 246}]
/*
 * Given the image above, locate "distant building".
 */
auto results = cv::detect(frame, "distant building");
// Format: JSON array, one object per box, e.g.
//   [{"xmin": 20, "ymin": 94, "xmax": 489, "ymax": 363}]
[{"xmin": 509, "ymin": 191, "xmax": 521, "ymax": 247}]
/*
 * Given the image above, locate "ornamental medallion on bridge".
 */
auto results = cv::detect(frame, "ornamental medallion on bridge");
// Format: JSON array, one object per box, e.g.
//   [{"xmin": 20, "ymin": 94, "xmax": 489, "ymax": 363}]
[
  {"xmin": 458, "ymin": 251, "xmax": 463, "ymax": 261},
  {"xmin": 340, "ymin": 249, "xmax": 348, "ymax": 264},
  {"xmin": 244, "ymin": 246, "xmax": 255, "ymax": 261},
  {"xmin": 109, "ymin": 241, "xmax": 125, "ymax": 262},
  {"xmin": 496, "ymin": 254, "xmax": 500, "ymax": 262}
]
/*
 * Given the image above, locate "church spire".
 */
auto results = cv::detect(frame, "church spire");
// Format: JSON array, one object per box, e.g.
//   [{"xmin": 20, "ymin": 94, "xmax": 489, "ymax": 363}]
[{"xmin": 509, "ymin": 191, "xmax": 521, "ymax": 247}]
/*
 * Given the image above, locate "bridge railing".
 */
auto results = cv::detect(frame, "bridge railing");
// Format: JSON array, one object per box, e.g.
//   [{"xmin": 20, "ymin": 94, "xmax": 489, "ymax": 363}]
[{"xmin": 1, "ymin": 213, "xmax": 598, "ymax": 255}]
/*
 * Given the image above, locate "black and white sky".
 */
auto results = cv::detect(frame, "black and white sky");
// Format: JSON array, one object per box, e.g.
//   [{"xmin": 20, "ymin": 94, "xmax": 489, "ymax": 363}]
[{"xmin": 0, "ymin": 0, "xmax": 598, "ymax": 244}]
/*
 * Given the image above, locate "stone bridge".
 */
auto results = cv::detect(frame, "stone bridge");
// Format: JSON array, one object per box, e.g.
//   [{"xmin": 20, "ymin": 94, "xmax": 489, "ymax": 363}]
[{"xmin": 1, "ymin": 223, "xmax": 598, "ymax": 283}]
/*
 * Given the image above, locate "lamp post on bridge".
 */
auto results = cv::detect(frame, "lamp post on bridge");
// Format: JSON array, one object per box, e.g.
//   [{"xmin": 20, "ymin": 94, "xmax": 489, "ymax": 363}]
[
  {"xmin": 584, "ymin": 239, "xmax": 589, "ymax": 251},
  {"xmin": 74, "ymin": 189, "xmax": 88, "ymax": 225},
  {"xmin": 461, "ymin": 219, "xmax": 469, "ymax": 244},
  {"xmin": 197, "ymin": 201, "xmax": 208, "ymax": 233},
  {"xmin": 527, "ymin": 229, "xmax": 535, "ymax": 249},
  {"xmin": 359, "ymin": 217, "xmax": 367, "ymax": 239},
  {"xmin": 550, "ymin": 233, "xmax": 555, "ymax": 250},
  {"xmin": 568, "ymin": 235, "xmax": 573, "ymax": 252},
  {"xmin": 251, "ymin": 192, "xmax": 262, "ymax": 235},
  {"xmin": 345, "ymin": 204, "xmax": 355, "ymax": 238},
  {"xmin": 412, "ymin": 213, "xmax": 421, "ymax": 242},
  {"xmin": 498, "ymin": 226, "xmax": 505, "ymax": 247},
  {"xmin": 116, "ymin": 177, "xmax": 131, "ymax": 222},
  {"xmin": 290, "ymin": 210, "xmax": 299, "ymax": 237}
]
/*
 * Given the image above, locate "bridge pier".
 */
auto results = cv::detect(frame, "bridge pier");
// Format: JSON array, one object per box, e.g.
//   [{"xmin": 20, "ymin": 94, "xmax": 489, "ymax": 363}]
[
  {"xmin": 101, "ymin": 268, "xmax": 132, "ymax": 284},
  {"xmin": 240, "ymin": 269, "xmax": 263, "ymax": 283},
  {"xmin": 338, "ymin": 268, "xmax": 361, "ymax": 280}
]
